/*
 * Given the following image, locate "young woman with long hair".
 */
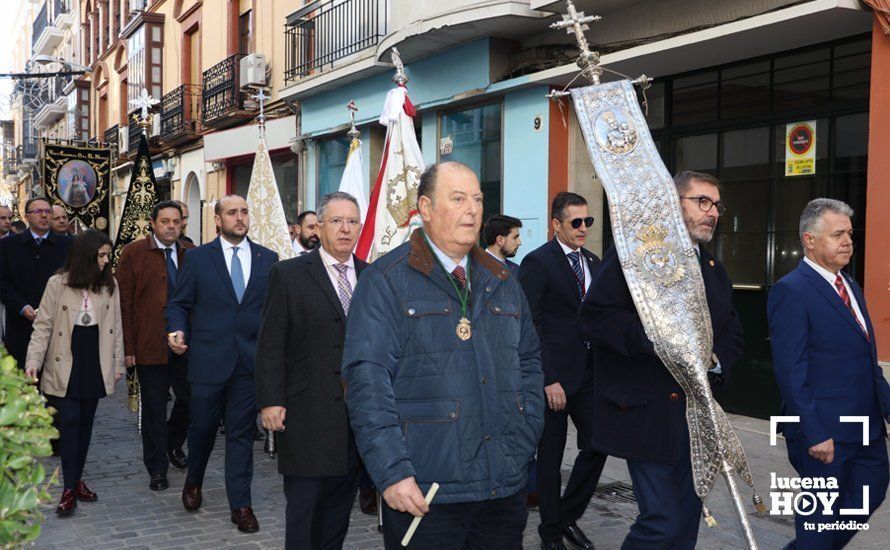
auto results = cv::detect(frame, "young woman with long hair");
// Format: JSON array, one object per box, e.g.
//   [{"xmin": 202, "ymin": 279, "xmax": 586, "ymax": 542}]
[{"xmin": 25, "ymin": 229, "xmax": 124, "ymax": 515}]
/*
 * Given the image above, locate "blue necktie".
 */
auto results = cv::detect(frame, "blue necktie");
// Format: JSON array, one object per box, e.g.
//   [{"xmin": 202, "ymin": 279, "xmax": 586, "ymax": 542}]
[
  {"xmin": 164, "ymin": 248, "xmax": 177, "ymax": 299},
  {"xmin": 568, "ymin": 251, "xmax": 585, "ymax": 300},
  {"xmin": 231, "ymin": 246, "xmax": 245, "ymax": 303}
]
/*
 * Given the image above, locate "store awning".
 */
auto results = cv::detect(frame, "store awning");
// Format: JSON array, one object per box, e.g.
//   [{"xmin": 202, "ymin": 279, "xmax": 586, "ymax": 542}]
[{"xmin": 203, "ymin": 116, "xmax": 297, "ymax": 162}]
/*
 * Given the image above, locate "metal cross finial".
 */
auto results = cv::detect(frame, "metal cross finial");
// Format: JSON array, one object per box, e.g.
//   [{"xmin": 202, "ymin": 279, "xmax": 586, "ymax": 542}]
[
  {"xmin": 129, "ymin": 88, "xmax": 159, "ymax": 129},
  {"xmin": 252, "ymin": 89, "xmax": 270, "ymax": 136},
  {"xmin": 391, "ymin": 48, "xmax": 408, "ymax": 86},
  {"xmin": 346, "ymin": 101, "xmax": 360, "ymax": 141},
  {"xmin": 551, "ymin": 0, "xmax": 603, "ymax": 84}
]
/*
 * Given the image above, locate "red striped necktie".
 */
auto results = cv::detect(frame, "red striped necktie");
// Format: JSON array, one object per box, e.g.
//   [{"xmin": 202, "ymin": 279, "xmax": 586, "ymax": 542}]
[{"xmin": 834, "ymin": 274, "xmax": 868, "ymax": 340}]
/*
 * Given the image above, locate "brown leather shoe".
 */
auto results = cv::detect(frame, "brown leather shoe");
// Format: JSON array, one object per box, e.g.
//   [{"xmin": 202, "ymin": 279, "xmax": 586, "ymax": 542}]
[
  {"xmin": 359, "ymin": 485, "xmax": 378, "ymax": 515},
  {"xmin": 56, "ymin": 489, "xmax": 77, "ymax": 516},
  {"xmin": 74, "ymin": 480, "xmax": 98, "ymax": 502},
  {"xmin": 182, "ymin": 483, "xmax": 202, "ymax": 511},
  {"xmin": 231, "ymin": 507, "xmax": 259, "ymax": 533}
]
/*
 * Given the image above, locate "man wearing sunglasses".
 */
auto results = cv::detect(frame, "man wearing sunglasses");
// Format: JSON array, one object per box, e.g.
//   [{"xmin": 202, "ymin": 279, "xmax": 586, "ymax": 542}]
[
  {"xmin": 579, "ymin": 171, "xmax": 743, "ymax": 549},
  {"xmin": 1, "ymin": 197, "xmax": 73, "ymax": 369},
  {"xmin": 519, "ymin": 192, "xmax": 606, "ymax": 550}
]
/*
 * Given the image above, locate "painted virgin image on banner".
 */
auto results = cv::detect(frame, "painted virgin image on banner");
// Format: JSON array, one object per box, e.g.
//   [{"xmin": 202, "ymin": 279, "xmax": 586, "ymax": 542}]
[{"xmin": 58, "ymin": 160, "xmax": 98, "ymax": 207}]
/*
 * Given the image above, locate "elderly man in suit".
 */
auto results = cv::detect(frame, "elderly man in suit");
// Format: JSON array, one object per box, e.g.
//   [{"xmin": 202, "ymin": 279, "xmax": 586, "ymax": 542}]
[
  {"xmin": 257, "ymin": 191, "xmax": 367, "ymax": 550},
  {"xmin": 166, "ymin": 194, "xmax": 278, "ymax": 533},
  {"xmin": 519, "ymin": 192, "xmax": 606, "ymax": 550},
  {"xmin": 769, "ymin": 198, "xmax": 890, "ymax": 549},
  {"xmin": 579, "ymin": 171, "xmax": 744, "ymax": 549},
  {"xmin": 1, "ymin": 197, "xmax": 72, "ymax": 368},
  {"xmin": 117, "ymin": 200, "xmax": 194, "ymax": 491}
]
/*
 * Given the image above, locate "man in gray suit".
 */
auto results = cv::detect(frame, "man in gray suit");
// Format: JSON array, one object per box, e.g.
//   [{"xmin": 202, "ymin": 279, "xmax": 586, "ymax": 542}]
[{"xmin": 256, "ymin": 192, "xmax": 367, "ymax": 550}]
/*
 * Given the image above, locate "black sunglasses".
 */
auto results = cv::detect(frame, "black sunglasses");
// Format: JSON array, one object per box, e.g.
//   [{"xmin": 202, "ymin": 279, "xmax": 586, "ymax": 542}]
[{"xmin": 569, "ymin": 217, "xmax": 594, "ymax": 229}]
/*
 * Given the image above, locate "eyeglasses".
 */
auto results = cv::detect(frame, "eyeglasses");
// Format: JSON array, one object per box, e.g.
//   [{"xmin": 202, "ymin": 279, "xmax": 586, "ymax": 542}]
[
  {"xmin": 323, "ymin": 218, "xmax": 360, "ymax": 228},
  {"xmin": 569, "ymin": 217, "xmax": 594, "ymax": 229},
  {"xmin": 27, "ymin": 208, "xmax": 52, "ymax": 215},
  {"xmin": 680, "ymin": 196, "xmax": 727, "ymax": 216}
]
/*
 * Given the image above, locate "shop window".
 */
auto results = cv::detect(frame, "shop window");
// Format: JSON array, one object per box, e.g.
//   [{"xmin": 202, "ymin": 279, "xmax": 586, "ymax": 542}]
[
  {"xmin": 832, "ymin": 38, "xmax": 871, "ymax": 104},
  {"xmin": 772, "ymin": 48, "xmax": 830, "ymax": 112},
  {"xmin": 439, "ymin": 103, "xmax": 502, "ymax": 223},
  {"xmin": 673, "ymin": 133, "xmax": 717, "ymax": 174},
  {"xmin": 671, "ymin": 71, "xmax": 718, "ymax": 126},
  {"xmin": 317, "ymin": 135, "xmax": 351, "ymax": 200},
  {"xmin": 720, "ymin": 61, "xmax": 770, "ymax": 120},
  {"xmin": 233, "ymin": 153, "xmax": 300, "ymax": 220}
]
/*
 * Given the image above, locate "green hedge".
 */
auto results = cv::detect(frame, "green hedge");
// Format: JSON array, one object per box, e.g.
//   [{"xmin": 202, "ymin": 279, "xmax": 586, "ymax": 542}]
[{"xmin": 0, "ymin": 346, "xmax": 58, "ymax": 546}]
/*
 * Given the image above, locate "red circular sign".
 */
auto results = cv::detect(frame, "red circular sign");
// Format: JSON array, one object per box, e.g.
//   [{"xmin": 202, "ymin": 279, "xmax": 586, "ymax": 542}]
[{"xmin": 788, "ymin": 124, "xmax": 814, "ymax": 156}]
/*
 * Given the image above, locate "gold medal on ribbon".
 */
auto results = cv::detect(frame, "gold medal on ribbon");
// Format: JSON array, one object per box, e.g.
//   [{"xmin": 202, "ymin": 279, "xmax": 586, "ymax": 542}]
[{"xmin": 456, "ymin": 317, "xmax": 472, "ymax": 341}]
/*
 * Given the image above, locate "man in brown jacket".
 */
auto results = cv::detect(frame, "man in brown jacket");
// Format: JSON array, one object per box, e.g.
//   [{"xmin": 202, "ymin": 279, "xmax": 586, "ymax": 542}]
[{"xmin": 116, "ymin": 200, "xmax": 194, "ymax": 491}]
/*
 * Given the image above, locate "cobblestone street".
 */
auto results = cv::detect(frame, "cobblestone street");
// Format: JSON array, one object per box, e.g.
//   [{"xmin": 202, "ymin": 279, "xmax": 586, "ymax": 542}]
[{"xmin": 32, "ymin": 388, "xmax": 890, "ymax": 549}]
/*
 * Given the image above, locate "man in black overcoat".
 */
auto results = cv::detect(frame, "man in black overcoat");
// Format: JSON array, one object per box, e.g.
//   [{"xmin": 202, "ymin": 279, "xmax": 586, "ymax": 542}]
[{"xmin": 256, "ymin": 191, "xmax": 367, "ymax": 550}]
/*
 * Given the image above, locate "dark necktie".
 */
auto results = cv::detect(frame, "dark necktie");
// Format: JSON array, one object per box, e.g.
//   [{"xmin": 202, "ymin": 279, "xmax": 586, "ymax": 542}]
[
  {"xmin": 34, "ymin": 237, "xmax": 44, "ymax": 247},
  {"xmin": 568, "ymin": 251, "xmax": 585, "ymax": 299},
  {"xmin": 164, "ymin": 248, "xmax": 177, "ymax": 298},
  {"xmin": 834, "ymin": 274, "xmax": 868, "ymax": 340},
  {"xmin": 451, "ymin": 266, "xmax": 467, "ymax": 288}
]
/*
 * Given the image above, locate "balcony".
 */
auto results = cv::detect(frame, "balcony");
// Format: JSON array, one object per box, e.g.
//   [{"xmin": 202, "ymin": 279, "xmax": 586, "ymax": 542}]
[
  {"xmin": 32, "ymin": 1, "xmax": 68, "ymax": 56},
  {"xmin": 284, "ymin": 0, "xmax": 388, "ymax": 83},
  {"xmin": 18, "ymin": 141, "xmax": 38, "ymax": 164},
  {"xmin": 160, "ymin": 84, "xmax": 202, "ymax": 146},
  {"xmin": 202, "ymin": 54, "xmax": 253, "ymax": 129},
  {"xmin": 33, "ymin": 76, "xmax": 70, "ymax": 129},
  {"xmin": 104, "ymin": 124, "xmax": 120, "ymax": 163}
]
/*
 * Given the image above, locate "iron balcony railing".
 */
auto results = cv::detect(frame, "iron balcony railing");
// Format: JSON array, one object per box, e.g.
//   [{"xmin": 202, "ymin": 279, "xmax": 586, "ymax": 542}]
[
  {"xmin": 161, "ymin": 84, "xmax": 202, "ymax": 138},
  {"xmin": 128, "ymin": 113, "xmax": 143, "ymax": 156},
  {"xmin": 32, "ymin": 2, "xmax": 48, "ymax": 49},
  {"xmin": 284, "ymin": 0, "xmax": 388, "ymax": 82},
  {"xmin": 202, "ymin": 54, "xmax": 245, "ymax": 123},
  {"xmin": 104, "ymin": 124, "xmax": 119, "ymax": 161}
]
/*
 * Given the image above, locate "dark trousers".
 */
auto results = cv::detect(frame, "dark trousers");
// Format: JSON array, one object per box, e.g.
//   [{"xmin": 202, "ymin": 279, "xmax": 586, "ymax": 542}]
[
  {"xmin": 136, "ymin": 355, "xmax": 190, "ymax": 475},
  {"xmin": 623, "ymin": 434, "xmax": 701, "ymax": 550},
  {"xmin": 186, "ymin": 358, "xmax": 256, "ymax": 509},
  {"xmin": 785, "ymin": 436, "xmax": 888, "ymax": 550},
  {"xmin": 382, "ymin": 489, "xmax": 528, "ymax": 549},
  {"xmin": 46, "ymin": 396, "xmax": 99, "ymax": 490},
  {"xmin": 537, "ymin": 382, "xmax": 607, "ymax": 542},
  {"xmin": 283, "ymin": 465, "xmax": 361, "ymax": 550}
]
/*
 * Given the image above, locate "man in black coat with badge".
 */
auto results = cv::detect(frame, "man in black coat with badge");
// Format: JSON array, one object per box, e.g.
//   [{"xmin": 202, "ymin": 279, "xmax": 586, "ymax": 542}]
[
  {"xmin": 579, "ymin": 171, "xmax": 744, "ymax": 549},
  {"xmin": 256, "ymin": 192, "xmax": 367, "ymax": 550},
  {"xmin": 520, "ymin": 192, "xmax": 607, "ymax": 550},
  {"xmin": 1, "ymin": 197, "xmax": 72, "ymax": 368}
]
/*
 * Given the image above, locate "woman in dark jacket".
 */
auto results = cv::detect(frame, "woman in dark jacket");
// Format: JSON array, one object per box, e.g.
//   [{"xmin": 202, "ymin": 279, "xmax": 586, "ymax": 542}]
[{"xmin": 25, "ymin": 230, "xmax": 124, "ymax": 515}]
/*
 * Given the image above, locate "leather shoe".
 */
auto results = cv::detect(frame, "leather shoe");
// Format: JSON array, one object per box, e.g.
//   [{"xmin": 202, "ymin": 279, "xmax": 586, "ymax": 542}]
[
  {"xmin": 149, "ymin": 473, "xmax": 169, "ymax": 491},
  {"xmin": 526, "ymin": 492, "xmax": 539, "ymax": 508},
  {"xmin": 74, "ymin": 480, "xmax": 98, "ymax": 502},
  {"xmin": 56, "ymin": 489, "xmax": 77, "ymax": 515},
  {"xmin": 563, "ymin": 521, "xmax": 594, "ymax": 549},
  {"xmin": 168, "ymin": 448, "xmax": 188, "ymax": 470},
  {"xmin": 541, "ymin": 541, "xmax": 567, "ymax": 550},
  {"xmin": 359, "ymin": 485, "xmax": 378, "ymax": 515},
  {"xmin": 231, "ymin": 506, "xmax": 260, "ymax": 533},
  {"xmin": 182, "ymin": 483, "xmax": 202, "ymax": 511}
]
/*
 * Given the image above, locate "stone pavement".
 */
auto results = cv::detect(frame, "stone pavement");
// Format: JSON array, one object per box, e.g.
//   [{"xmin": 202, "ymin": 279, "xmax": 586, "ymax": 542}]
[{"xmin": 33, "ymin": 388, "xmax": 889, "ymax": 549}]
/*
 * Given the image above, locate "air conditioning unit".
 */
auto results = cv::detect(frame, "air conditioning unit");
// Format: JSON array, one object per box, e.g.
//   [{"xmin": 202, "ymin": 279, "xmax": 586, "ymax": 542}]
[{"xmin": 240, "ymin": 53, "xmax": 268, "ymax": 89}]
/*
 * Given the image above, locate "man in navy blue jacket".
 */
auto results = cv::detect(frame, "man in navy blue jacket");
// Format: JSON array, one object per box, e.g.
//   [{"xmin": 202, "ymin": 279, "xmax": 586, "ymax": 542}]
[
  {"xmin": 166, "ymin": 194, "xmax": 278, "ymax": 533},
  {"xmin": 769, "ymin": 198, "xmax": 890, "ymax": 549},
  {"xmin": 343, "ymin": 162, "xmax": 544, "ymax": 549},
  {"xmin": 579, "ymin": 172, "xmax": 743, "ymax": 549}
]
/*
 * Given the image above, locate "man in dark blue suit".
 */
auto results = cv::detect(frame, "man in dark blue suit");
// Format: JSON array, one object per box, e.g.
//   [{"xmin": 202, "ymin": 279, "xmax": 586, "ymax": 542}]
[
  {"xmin": 579, "ymin": 172, "xmax": 744, "ymax": 549},
  {"xmin": 769, "ymin": 198, "xmax": 890, "ymax": 549},
  {"xmin": 520, "ymin": 193, "xmax": 606, "ymax": 550},
  {"xmin": 1, "ymin": 197, "xmax": 72, "ymax": 368},
  {"xmin": 483, "ymin": 214, "xmax": 522, "ymax": 275},
  {"xmin": 166, "ymin": 194, "xmax": 278, "ymax": 533}
]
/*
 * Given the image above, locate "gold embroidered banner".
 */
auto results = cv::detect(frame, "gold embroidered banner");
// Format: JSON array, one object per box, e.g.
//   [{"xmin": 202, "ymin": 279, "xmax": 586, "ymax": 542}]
[{"xmin": 42, "ymin": 143, "xmax": 111, "ymax": 233}]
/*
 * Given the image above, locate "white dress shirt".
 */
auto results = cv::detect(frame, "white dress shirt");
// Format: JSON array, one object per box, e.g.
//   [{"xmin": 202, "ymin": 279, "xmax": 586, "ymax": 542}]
[
  {"xmin": 803, "ymin": 256, "xmax": 866, "ymax": 330},
  {"xmin": 428, "ymin": 238, "xmax": 469, "ymax": 289},
  {"xmin": 154, "ymin": 235, "xmax": 178, "ymax": 268},
  {"xmin": 293, "ymin": 239, "xmax": 309, "ymax": 257},
  {"xmin": 556, "ymin": 237, "xmax": 591, "ymax": 291},
  {"xmin": 221, "ymin": 237, "xmax": 252, "ymax": 284},
  {"xmin": 319, "ymin": 246, "xmax": 357, "ymax": 293}
]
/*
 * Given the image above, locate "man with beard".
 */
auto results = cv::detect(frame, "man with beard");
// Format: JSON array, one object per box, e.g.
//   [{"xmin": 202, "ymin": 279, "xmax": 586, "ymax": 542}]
[
  {"xmin": 175, "ymin": 201, "xmax": 195, "ymax": 244},
  {"xmin": 167, "ymin": 194, "xmax": 278, "ymax": 533},
  {"xmin": 484, "ymin": 214, "xmax": 522, "ymax": 275},
  {"xmin": 292, "ymin": 210, "xmax": 320, "ymax": 256},
  {"xmin": 51, "ymin": 205, "xmax": 69, "ymax": 235},
  {"xmin": 578, "ymin": 171, "xmax": 743, "ymax": 548}
]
